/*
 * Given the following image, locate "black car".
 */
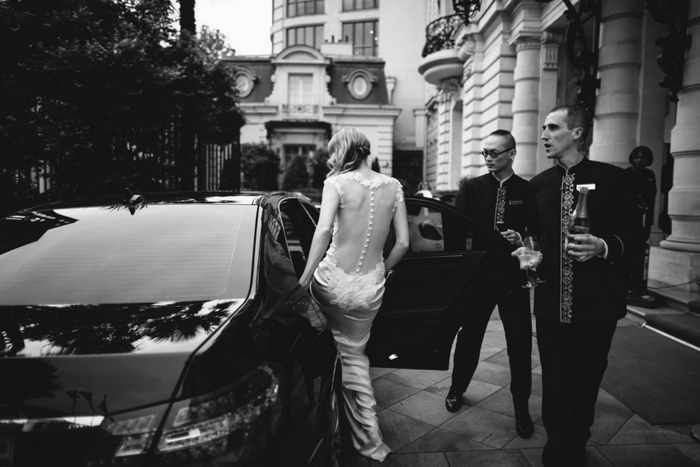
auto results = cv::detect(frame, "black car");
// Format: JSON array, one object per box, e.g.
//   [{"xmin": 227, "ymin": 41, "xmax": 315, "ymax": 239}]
[{"xmin": 0, "ymin": 191, "xmax": 514, "ymax": 467}]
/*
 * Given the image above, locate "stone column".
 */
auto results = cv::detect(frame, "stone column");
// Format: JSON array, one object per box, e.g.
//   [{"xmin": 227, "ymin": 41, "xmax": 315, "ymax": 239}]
[
  {"xmin": 536, "ymin": 32, "xmax": 562, "ymax": 175},
  {"xmin": 460, "ymin": 35, "xmax": 485, "ymax": 178},
  {"xmin": 511, "ymin": 37, "xmax": 541, "ymax": 180},
  {"xmin": 589, "ymin": 0, "xmax": 645, "ymax": 167},
  {"xmin": 650, "ymin": 2, "xmax": 700, "ymax": 292}
]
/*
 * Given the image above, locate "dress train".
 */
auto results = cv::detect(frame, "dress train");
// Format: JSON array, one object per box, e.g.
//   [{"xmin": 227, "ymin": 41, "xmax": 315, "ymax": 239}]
[{"xmin": 312, "ymin": 258, "xmax": 390, "ymax": 462}]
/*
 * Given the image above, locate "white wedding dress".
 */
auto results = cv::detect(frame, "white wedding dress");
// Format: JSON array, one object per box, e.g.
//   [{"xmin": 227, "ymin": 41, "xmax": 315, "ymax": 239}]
[{"xmin": 311, "ymin": 171, "xmax": 404, "ymax": 462}]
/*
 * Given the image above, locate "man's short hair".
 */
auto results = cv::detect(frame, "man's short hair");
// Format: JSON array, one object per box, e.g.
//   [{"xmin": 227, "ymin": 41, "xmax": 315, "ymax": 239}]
[
  {"xmin": 551, "ymin": 105, "xmax": 592, "ymax": 143},
  {"xmin": 489, "ymin": 129, "xmax": 516, "ymax": 149}
]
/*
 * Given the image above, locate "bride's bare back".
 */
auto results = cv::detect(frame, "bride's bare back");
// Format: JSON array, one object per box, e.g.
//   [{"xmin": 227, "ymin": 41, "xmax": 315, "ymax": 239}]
[{"xmin": 327, "ymin": 172, "xmax": 403, "ymax": 275}]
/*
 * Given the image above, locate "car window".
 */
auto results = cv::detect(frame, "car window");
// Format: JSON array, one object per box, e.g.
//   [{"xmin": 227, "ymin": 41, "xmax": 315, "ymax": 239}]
[
  {"xmin": 405, "ymin": 201, "xmax": 473, "ymax": 254},
  {"xmin": 0, "ymin": 205, "xmax": 257, "ymax": 305},
  {"xmin": 278, "ymin": 199, "xmax": 317, "ymax": 278}
]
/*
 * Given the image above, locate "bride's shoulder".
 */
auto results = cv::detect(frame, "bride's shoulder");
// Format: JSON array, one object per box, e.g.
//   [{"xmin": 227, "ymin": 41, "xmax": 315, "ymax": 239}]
[{"xmin": 380, "ymin": 174, "xmax": 403, "ymax": 188}]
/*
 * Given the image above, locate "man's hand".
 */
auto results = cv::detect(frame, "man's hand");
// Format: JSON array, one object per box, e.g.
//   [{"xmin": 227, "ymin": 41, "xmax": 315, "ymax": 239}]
[
  {"xmin": 566, "ymin": 234, "xmax": 605, "ymax": 262},
  {"xmin": 501, "ymin": 229, "xmax": 522, "ymax": 246},
  {"xmin": 511, "ymin": 246, "xmax": 542, "ymax": 270}
]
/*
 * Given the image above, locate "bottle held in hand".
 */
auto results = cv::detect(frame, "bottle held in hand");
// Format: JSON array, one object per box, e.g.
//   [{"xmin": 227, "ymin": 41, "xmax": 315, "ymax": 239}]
[{"xmin": 568, "ymin": 186, "xmax": 590, "ymax": 245}]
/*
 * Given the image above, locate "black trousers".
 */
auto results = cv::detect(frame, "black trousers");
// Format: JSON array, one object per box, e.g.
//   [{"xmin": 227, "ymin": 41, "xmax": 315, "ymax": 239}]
[
  {"xmin": 450, "ymin": 286, "xmax": 532, "ymax": 409},
  {"xmin": 536, "ymin": 318, "xmax": 617, "ymax": 467}
]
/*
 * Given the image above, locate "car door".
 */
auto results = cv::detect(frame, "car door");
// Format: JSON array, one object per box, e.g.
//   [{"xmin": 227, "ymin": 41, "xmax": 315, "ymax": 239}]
[
  {"xmin": 366, "ymin": 196, "xmax": 514, "ymax": 371},
  {"xmin": 261, "ymin": 195, "xmax": 337, "ymax": 467}
]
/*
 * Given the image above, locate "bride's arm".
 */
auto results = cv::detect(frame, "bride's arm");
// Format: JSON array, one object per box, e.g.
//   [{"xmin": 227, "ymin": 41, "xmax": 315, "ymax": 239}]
[
  {"xmin": 384, "ymin": 198, "xmax": 409, "ymax": 271},
  {"xmin": 299, "ymin": 182, "xmax": 339, "ymax": 288}
]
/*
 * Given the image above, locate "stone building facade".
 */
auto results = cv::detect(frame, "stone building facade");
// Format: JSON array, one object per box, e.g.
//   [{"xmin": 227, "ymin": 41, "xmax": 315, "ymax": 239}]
[
  {"xmin": 230, "ymin": 0, "xmax": 429, "ymax": 192},
  {"xmin": 418, "ymin": 0, "xmax": 698, "ymax": 299}
]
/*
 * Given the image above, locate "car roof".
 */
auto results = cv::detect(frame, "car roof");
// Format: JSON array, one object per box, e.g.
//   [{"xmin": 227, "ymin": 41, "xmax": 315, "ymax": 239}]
[{"xmin": 13, "ymin": 190, "xmax": 309, "ymax": 212}]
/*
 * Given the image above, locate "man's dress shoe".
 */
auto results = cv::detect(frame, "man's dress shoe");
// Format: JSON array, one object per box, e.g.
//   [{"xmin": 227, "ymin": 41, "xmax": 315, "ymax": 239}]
[
  {"xmin": 445, "ymin": 388, "xmax": 463, "ymax": 412},
  {"xmin": 515, "ymin": 410, "xmax": 534, "ymax": 438}
]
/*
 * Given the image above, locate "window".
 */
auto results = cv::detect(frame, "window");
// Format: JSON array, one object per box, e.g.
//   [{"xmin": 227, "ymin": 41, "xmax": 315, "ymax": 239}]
[
  {"xmin": 279, "ymin": 199, "xmax": 317, "ymax": 277},
  {"xmin": 342, "ymin": 20, "xmax": 378, "ymax": 57},
  {"xmin": 286, "ymin": 25, "xmax": 324, "ymax": 49},
  {"xmin": 0, "ymin": 206, "xmax": 256, "ymax": 304},
  {"xmin": 343, "ymin": 0, "xmax": 378, "ymax": 11},
  {"xmin": 287, "ymin": 0, "xmax": 323, "ymax": 17},
  {"xmin": 404, "ymin": 202, "xmax": 472, "ymax": 254},
  {"xmin": 287, "ymin": 74, "xmax": 313, "ymax": 105}
]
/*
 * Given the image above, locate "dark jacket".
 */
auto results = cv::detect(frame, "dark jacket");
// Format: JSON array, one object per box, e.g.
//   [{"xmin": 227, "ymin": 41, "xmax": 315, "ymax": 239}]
[
  {"xmin": 528, "ymin": 157, "xmax": 642, "ymax": 324},
  {"xmin": 456, "ymin": 172, "xmax": 528, "ymax": 290}
]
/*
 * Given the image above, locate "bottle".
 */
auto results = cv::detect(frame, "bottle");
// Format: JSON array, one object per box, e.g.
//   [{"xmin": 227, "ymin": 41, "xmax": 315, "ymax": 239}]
[{"xmin": 569, "ymin": 186, "xmax": 590, "ymax": 237}]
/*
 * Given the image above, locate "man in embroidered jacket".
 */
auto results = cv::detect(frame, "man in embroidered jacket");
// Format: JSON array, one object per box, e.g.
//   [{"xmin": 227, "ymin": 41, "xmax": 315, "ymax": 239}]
[
  {"xmin": 528, "ymin": 106, "xmax": 642, "ymax": 467},
  {"xmin": 446, "ymin": 130, "xmax": 534, "ymax": 439}
]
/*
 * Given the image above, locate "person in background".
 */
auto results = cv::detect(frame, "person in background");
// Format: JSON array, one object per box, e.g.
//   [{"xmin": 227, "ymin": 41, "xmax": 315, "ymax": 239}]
[
  {"xmin": 525, "ymin": 106, "xmax": 641, "ymax": 467},
  {"xmin": 298, "ymin": 127, "xmax": 409, "ymax": 462},
  {"xmin": 445, "ymin": 129, "xmax": 534, "ymax": 439},
  {"xmin": 625, "ymin": 145, "xmax": 657, "ymax": 297}
]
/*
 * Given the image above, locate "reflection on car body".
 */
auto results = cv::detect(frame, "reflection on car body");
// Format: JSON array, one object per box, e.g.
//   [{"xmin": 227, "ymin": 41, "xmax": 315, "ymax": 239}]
[{"xmin": 0, "ymin": 192, "xmax": 514, "ymax": 466}]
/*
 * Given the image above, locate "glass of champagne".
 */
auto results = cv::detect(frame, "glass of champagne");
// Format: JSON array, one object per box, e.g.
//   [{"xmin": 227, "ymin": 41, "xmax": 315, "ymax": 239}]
[{"xmin": 517, "ymin": 236, "xmax": 546, "ymax": 289}]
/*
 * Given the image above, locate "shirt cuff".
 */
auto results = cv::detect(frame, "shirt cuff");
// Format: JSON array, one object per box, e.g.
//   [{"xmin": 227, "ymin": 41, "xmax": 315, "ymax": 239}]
[{"xmin": 597, "ymin": 238, "xmax": 609, "ymax": 259}]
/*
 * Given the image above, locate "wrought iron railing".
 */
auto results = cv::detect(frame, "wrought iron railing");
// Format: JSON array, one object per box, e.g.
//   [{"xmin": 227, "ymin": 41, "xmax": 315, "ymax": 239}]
[
  {"xmin": 421, "ymin": 14, "xmax": 465, "ymax": 58},
  {"xmin": 282, "ymin": 104, "xmax": 319, "ymax": 117},
  {"xmin": 645, "ymin": 0, "xmax": 690, "ymax": 102},
  {"xmin": 452, "ymin": 0, "xmax": 481, "ymax": 24}
]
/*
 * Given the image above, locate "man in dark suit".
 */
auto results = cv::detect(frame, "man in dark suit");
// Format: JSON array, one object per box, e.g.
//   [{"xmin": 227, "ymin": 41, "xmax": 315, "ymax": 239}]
[
  {"xmin": 525, "ymin": 106, "xmax": 641, "ymax": 467},
  {"xmin": 446, "ymin": 129, "xmax": 534, "ymax": 439}
]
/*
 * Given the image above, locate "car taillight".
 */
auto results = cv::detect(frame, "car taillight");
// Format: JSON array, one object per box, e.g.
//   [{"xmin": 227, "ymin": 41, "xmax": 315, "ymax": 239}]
[
  {"xmin": 108, "ymin": 414, "xmax": 157, "ymax": 457},
  {"xmin": 155, "ymin": 365, "xmax": 281, "ymax": 464},
  {"xmin": 85, "ymin": 365, "xmax": 282, "ymax": 466}
]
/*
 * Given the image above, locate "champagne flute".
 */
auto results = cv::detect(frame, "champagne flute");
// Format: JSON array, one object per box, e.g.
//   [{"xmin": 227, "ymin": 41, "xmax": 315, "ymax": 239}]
[{"xmin": 516, "ymin": 236, "xmax": 546, "ymax": 289}]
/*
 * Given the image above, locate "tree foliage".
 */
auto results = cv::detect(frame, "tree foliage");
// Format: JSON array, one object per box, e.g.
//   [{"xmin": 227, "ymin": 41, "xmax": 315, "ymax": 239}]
[
  {"xmin": 240, "ymin": 143, "xmax": 279, "ymax": 191},
  {"xmin": 282, "ymin": 155, "xmax": 310, "ymax": 191},
  {"xmin": 0, "ymin": 0, "xmax": 244, "ymax": 208}
]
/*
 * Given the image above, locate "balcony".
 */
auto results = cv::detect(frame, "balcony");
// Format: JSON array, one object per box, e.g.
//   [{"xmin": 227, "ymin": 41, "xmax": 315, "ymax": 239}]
[
  {"xmin": 418, "ymin": 14, "xmax": 465, "ymax": 86},
  {"xmin": 281, "ymin": 104, "xmax": 319, "ymax": 119}
]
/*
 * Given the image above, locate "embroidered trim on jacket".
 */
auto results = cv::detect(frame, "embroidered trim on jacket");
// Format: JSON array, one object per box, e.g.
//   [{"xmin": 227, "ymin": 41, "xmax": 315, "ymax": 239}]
[
  {"xmin": 561, "ymin": 174, "xmax": 576, "ymax": 323},
  {"xmin": 495, "ymin": 187, "xmax": 507, "ymax": 229}
]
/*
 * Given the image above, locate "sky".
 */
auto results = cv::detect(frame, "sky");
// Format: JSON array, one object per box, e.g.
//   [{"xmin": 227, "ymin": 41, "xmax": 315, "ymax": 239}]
[{"xmin": 195, "ymin": 0, "xmax": 272, "ymax": 55}]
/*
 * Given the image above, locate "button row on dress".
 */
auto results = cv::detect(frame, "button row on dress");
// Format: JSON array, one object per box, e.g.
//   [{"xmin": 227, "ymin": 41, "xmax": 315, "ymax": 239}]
[{"xmin": 357, "ymin": 189, "xmax": 376, "ymax": 274}]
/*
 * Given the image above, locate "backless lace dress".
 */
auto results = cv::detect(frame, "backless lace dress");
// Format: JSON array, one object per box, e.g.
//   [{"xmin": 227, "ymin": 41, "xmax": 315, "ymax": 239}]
[{"xmin": 311, "ymin": 171, "xmax": 404, "ymax": 462}]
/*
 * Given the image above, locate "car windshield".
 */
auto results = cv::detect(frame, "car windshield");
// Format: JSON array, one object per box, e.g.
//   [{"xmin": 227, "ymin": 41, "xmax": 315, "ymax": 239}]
[{"xmin": 0, "ymin": 204, "xmax": 257, "ymax": 305}]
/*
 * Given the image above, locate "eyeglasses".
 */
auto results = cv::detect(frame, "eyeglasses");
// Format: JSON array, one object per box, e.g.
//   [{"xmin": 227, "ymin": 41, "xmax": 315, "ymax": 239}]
[{"xmin": 481, "ymin": 147, "xmax": 514, "ymax": 159}]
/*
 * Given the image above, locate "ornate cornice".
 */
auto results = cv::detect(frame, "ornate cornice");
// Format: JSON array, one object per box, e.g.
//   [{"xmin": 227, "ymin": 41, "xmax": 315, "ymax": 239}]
[
  {"xmin": 439, "ymin": 77, "xmax": 462, "ymax": 101},
  {"xmin": 541, "ymin": 32, "xmax": 563, "ymax": 71},
  {"xmin": 515, "ymin": 38, "xmax": 542, "ymax": 52}
]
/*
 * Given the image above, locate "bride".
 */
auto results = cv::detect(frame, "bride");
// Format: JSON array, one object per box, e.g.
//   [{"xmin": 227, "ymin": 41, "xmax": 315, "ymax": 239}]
[{"xmin": 299, "ymin": 127, "xmax": 409, "ymax": 461}]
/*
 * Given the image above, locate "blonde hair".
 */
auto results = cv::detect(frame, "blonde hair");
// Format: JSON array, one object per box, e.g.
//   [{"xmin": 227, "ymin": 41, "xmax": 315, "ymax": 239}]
[{"xmin": 327, "ymin": 127, "xmax": 371, "ymax": 176}]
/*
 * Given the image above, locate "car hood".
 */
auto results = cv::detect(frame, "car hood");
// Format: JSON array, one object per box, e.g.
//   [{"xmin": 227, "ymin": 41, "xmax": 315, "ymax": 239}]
[{"xmin": 0, "ymin": 300, "xmax": 244, "ymax": 418}]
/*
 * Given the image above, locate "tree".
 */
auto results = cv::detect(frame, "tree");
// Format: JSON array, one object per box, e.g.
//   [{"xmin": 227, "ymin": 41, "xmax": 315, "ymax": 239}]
[
  {"xmin": 239, "ymin": 143, "xmax": 280, "ymax": 191},
  {"xmin": 282, "ymin": 155, "xmax": 310, "ymax": 191},
  {"xmin": 0, "ymin": 0, "xmax": 244, "ymax": 208}
]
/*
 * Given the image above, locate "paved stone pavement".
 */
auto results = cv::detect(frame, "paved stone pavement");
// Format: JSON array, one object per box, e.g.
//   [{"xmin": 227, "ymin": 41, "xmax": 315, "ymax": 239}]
[{"xmin": 344, "ymin": 314, "xmax": 700, "ymax": 466}]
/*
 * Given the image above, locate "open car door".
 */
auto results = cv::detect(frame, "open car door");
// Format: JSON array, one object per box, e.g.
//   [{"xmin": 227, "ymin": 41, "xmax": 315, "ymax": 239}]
[{"xmin": 366, "ymin": 196, "xmax": 515, "ymax": 371}]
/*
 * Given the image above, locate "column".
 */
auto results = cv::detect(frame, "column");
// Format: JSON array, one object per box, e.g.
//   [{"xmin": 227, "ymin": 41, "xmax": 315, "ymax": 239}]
[
  {"xmin": 460, "ymin": 35, "xmax": 485, "ymax": 178},
  {"xmin": 511, "ymin": 37, "xmax": 541, "ymax": 180},
  {"xmin": 650, "ymin": 2, "xmax": 700, "ymax": 292},
  {"xmin": 589, "ymin": 0, "xmax": 645, "ymax": 167},
  {"xmin": 536, "ymin": 32, "xmax": 561, "ymax": 175}
]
